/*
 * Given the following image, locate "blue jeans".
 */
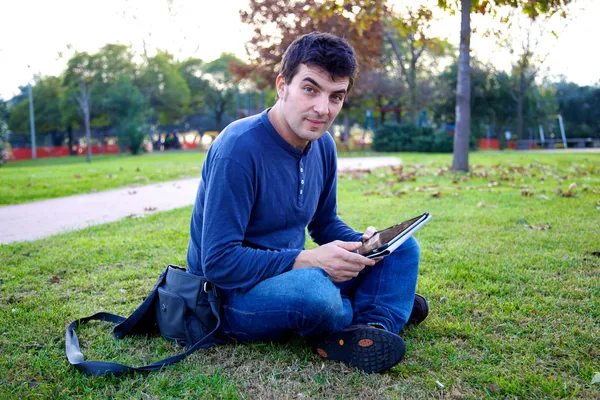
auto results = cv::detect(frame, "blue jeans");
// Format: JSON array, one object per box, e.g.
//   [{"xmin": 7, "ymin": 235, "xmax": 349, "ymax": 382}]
[{"xmin": 219, "ymin": 237, "xmax": 421, "ymax": 342}]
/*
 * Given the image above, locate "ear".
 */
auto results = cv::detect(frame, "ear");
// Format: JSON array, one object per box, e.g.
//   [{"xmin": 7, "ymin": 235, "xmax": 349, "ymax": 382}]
[{"xmin": 275, "ymin": 75, "xmax": 286, "ymax": 99}]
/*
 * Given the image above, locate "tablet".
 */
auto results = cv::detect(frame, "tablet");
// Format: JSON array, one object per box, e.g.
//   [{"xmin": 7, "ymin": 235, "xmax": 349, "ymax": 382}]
[{"xmin": 358, "ymin": 213, "xmax": 431, "ymax": 259}]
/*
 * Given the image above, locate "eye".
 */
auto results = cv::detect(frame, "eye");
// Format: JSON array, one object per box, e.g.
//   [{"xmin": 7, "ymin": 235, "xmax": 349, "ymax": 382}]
[
  {"xmin": 331, "ymin": 94, "xmax": 344, "ymax": 103},
  {"xmin": 303, "ymin": 86, "xmax": 315, "ymax": 93}
]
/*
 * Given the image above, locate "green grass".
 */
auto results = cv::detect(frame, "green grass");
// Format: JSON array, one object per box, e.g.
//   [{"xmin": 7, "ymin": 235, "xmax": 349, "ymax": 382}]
[
  {"xmin": 1, "ymin": 152, "xmax": 599, "ymax": 398},
  {"xmin": 0, "ymin": 151, "xmax": 207, "ymax": 205},
  {"xmin": 0, "ymin": 150, "xmax": 393, "ymax": 205}
]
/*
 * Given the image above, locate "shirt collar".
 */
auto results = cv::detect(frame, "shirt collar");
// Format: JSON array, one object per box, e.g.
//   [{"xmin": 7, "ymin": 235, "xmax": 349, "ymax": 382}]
[{"xmin": 260, "ymin": 108, "xmax": 313, "ymax": 159}]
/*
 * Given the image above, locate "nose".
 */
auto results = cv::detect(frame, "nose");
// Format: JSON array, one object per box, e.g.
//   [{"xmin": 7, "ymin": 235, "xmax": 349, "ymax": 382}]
[{"xmin": 313, "ymin": 94, "xmax": 329, "ymax": 117}]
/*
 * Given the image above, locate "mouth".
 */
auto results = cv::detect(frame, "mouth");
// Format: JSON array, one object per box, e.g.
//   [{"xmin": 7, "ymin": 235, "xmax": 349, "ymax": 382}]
[{"xmin": 306, "ymin": 118, "xmax": 326, "ymax": 127}]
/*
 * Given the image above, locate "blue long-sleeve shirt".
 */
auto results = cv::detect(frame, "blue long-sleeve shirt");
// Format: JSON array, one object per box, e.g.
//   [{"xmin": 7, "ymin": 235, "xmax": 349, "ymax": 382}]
[{"xmin": 186, "ymin": 109, "xmax": 362, "ymax": 291}]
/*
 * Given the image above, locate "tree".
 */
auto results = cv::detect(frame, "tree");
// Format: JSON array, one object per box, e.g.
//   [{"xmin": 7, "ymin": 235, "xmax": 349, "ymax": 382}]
[
  {"xmin": 436, "ymin": 0, "xmax": 575, "ymax": 171},
  {"xmin": 105, "ymin": 75, "xmax": 150, "ymax": 155},
  {"xmin": 239, "ymin": 0, "xmax": 386, "ymax": 87},
  {"xmin": 8, "ymin": 76, "xmax": 64, "ymax": 138},
  {"xmin": 177, "ymin": 57, "xmax": 206, "ymax": 116},
  {"xmin": 203, "ymin": 53, "xmax": 244, "ymax": 131},
  {"xmin": 89, "ymin": 44, "xmax": 137, "ymax": 127},
  {"xmin": 554, "ymin": 81, "xmax": 600, "ymax": 138},
  {"xmin": 63, "ymin": 52, "xmax": 96, "ymax": 162},
  {"xmin": 434, "ymin": 59, "xmax": 504, "ymax": 145},
  {"xmin": 240, "ymin": 0, "xmax": 388, "ymax": 139},
  {"xmin": 138, "ymin": 51, "xmax": 191, "ymax": 125},
  {"xmin": 382, "ymin": 5, "xmax": 453, "ymax": 123}
]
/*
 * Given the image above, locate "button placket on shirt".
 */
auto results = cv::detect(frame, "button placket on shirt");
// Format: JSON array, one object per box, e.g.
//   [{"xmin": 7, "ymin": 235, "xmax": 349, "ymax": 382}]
[{"xmin": 298, "ymin": 159, "xmax": 305, "ymax": 205}]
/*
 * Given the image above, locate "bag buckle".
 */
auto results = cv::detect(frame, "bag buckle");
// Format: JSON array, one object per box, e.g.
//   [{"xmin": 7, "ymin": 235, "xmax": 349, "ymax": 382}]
[{"xmin": 203, "ymin": 281, "xmax": 211, "ymax": 293}]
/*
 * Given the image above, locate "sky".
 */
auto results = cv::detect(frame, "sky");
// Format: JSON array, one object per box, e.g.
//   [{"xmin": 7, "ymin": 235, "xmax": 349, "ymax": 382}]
[{"xmin": 0, "ymin": 0, "xmax": 598, "ymax": 100}]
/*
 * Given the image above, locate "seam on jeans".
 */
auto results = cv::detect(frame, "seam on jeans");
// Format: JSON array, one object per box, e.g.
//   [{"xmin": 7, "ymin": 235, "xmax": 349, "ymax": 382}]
[
  {"xmin": 223, "ymin": 305, "xmax": 258, "ymax": 316},
  {"xmin": 224, "ymin": 305, "xmax": 310, "ymax": 320},
  {"xmin": 223, "ymin": 306, "xmax": 335, "ymax": 332}
]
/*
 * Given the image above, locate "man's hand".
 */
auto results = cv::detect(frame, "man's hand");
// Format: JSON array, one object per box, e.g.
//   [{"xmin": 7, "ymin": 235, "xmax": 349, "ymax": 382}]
[
  {"xmin": 362, "ymin": 226, "xmax": 377, "ymax": 242},
  {"xmin": 293, "ymin": 240, "xmax": 376, "ymax": 282},
  {"xmin": 362, "ymin": 226, "xmax": 384, "ymax": 264}
]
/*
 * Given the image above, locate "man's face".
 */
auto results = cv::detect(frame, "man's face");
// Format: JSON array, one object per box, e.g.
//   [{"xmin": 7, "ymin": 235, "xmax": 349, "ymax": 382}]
[{"xmin": 276, "ymin": 64, "xmax": 349, "ymax": 146}]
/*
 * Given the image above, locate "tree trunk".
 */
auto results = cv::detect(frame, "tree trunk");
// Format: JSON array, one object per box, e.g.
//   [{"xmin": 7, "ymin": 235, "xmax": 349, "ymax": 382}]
[
  {"xmin": 67, "ymin": 124, "xmax": 75, "ymax": 156},
  {"xmin": 496, "ymin": 123, "xmax": 506, "ymax": 150},
  {"xmin": 516, "ymin": 72, "xmax": 525, "ymax": 140},
  {"xmin": 84, "ymin": 107, "xmax": 92, "ymax": 163},
  {"xmin": 408, "ymin": 61, "xmax": 418, "ymax": 124},
  {"xmin": 75, "ymin": 78, "xmax": 93, "ymax": 162},
  {"xmin": 452, "ymin": 0, "xmax": 471, "ymax": 172}
]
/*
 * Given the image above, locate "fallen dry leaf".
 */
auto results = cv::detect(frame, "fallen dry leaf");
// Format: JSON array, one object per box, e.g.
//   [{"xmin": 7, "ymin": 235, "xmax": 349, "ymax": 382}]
[
  {"xmin": 521, "ymin": 190, "xmax": 534, "ymax": 197},
  {"xmin": 525, "ymin": 224, "xmax": 551, "ymax": 230},
  {"xmin": 431, "ymin": 192, "xmax": 442, "ymax": 198},
  {"xmin": 73, "ymin": 174, "xmax": 81, "ymax": 179},
  {"xmin": 487, "ymin": 383, "xmax": 499, "ymax": 393},
  {"xmin": 558, "ymin": 183, "xmax": 577, "ymax": 197},
  {"xmin": 48, "ymin": 276, "xmax": 61, "ymax": 284},
  {"xmin": 477, "ymin": 201, "xmax": 485, "ymax": 207}
]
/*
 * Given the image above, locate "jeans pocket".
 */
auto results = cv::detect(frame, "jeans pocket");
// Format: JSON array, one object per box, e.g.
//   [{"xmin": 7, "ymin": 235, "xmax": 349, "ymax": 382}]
[{"xmin": 156, "ymin": 287, "xmax": 187, "ymax": 343}]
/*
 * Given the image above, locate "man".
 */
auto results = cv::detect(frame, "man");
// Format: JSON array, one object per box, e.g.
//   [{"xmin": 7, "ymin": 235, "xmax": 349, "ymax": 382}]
[{"xmin": 187, "ymin": 32, "xmax": 427, "ymax": 373}]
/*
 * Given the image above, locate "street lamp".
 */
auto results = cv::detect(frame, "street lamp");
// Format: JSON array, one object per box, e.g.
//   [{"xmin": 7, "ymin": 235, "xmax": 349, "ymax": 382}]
[{"xmin": 27, "ymin": 65, "xmax": 37, "ymax": 160}]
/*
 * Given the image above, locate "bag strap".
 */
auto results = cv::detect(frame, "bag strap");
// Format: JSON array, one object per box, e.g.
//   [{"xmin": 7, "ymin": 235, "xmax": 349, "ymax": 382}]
[{"xmin": 65, "ymin": 288, "xmax": 222, "ymax": 377}]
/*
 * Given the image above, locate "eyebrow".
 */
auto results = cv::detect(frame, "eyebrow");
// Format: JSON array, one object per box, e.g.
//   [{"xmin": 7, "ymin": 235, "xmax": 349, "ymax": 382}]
[{"xmin": 301, "ymin": 77, "xmax": 347, "ymax": 95}]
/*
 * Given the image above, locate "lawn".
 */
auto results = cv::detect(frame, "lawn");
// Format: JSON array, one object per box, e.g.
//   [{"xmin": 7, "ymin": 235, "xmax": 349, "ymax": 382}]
[
  {"xmin": 0, "ymin": 152, "xmax": 599, "ymax": 398},
  {"xmin": 0, "ymin": 150, "xmax": 392, "ymax": 205},
  {"xmin": 0, "ymin": 152, "xmax": 208, "ymax": 205}
]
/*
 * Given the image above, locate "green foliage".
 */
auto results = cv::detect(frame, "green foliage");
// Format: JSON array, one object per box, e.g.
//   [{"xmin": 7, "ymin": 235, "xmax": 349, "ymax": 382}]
[
  {"xmin": 437, "ymin": 0, "xmax": 575, "ymax": 19},
  {"xmin": 372, "ymin": 122, "xmax": 457, "ymax": 153},
  {"xmin": 177, "ymin": 57, "xmax": 207, "ymax": 115},
  {"xmin": 202, "ymin": 53, "xmax": 243, "ymax": 130},
  {"xmin": 105, "ymin": 75, "xmax": 150, "ymax": 155},
  {"xmin": 8, "ymin": 76, "xmax": 64, "ymax": 135},
  {"xmin": 554, "ymin": 81, "xmax": 600, "ymax": 138},
  {"xmin": 138, "ymin": 51, "xmax": 191, "ymax": 125}
]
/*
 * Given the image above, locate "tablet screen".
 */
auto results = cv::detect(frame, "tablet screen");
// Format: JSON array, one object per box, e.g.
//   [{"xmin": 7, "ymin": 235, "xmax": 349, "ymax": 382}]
[{"xmin": 359, "ymin": 214, "xmax": 425, "ymax": 256}]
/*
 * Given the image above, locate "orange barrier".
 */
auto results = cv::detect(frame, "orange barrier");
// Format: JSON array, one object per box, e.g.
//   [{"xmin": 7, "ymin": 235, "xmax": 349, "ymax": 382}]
[
  {"xmin": 11, "ymin": 144, "xmax": 121, "ymax": 160},
  {"xmin": 478, "ymin": 139, "xmax": 518, "ymax": 150}
]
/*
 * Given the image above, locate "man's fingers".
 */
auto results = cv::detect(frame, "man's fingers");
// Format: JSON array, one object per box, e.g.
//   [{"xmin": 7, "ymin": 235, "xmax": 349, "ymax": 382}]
[
  {"xmin": 335, "ymin": 241, "xmax": 363, "ymax": 252},
  {"xmin": 362, "ymin": 226, "xmax": 377, "ymax": 241},
  {"xmin": 345, "ymin": 252, "xmax": 376, "ymax": 267}
]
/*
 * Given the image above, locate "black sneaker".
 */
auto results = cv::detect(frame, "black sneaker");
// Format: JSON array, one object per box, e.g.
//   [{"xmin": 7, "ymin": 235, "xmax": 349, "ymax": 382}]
[
  {"xmin": 407, "ymin": 293, "xmax": 429, "ymax": 326},
  {"xmin": 312, "ymin": 325, "xmax": 406, "ymax": 374}
]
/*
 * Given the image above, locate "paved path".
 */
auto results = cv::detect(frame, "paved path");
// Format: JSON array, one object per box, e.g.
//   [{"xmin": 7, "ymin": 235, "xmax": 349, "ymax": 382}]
[{"xmin": 0, "ymin": 157, "xmax": 401, "ymax": 244}]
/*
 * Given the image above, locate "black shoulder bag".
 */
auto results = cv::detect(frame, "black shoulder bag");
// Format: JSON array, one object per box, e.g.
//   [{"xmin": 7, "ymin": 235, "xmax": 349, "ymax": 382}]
[{"xmin": 65, "ymin": 265, "xmax": 228, "ymax": 376}]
